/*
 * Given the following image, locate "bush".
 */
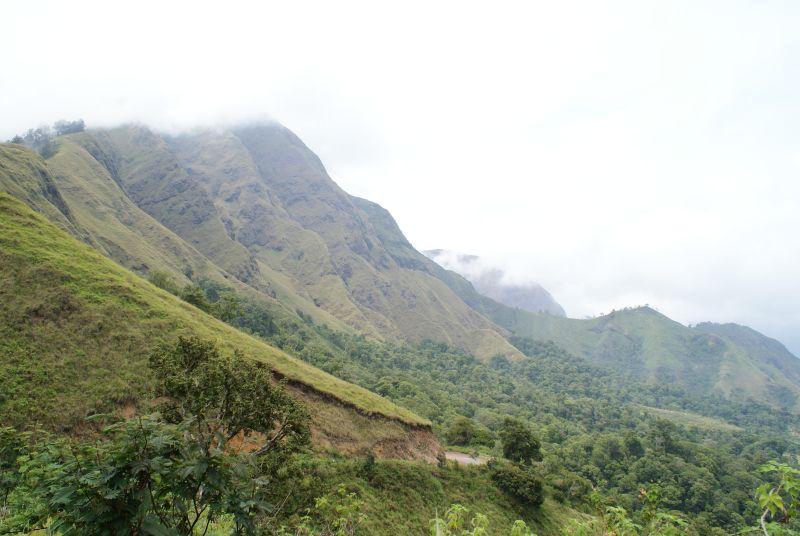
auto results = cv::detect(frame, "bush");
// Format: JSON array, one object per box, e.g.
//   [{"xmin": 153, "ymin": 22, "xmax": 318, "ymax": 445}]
[
  {"xmin": 489, "ymin": 461, "xmax": 544, "ymax": 507},
  {"xmin": 147, "ymin": 269, "xmax": 180, "ymax": 294},
  {"xmin": 179, "ymin": 284, "xmax": 212, "ymax": 312}
]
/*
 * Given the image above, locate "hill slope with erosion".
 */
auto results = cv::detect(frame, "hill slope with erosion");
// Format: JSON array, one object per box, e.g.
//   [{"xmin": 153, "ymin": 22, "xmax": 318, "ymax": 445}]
[
  {"xmin": 167, "ymin": 124, "xmax": 520, "ymax": 359},
  {"xmin": 0, "ymin": 192, "xmax": 436, "ymax": 459}
]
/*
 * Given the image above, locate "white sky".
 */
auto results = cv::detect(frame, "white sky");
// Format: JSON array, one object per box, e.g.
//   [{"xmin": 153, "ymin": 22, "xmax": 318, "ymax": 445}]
[{"xmin": 3, "ymin": 0, "xmax": 800, "ymax": 353}]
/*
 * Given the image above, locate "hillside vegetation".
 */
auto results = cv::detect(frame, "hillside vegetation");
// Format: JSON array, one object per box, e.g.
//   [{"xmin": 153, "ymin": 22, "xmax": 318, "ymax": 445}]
[
  {"xmin": 6, "ymin": 123, "xmax": 799, "ymax": 415},
  {"xmin": 0, "ymin": 190, "xmax": 593, "ymax": 534},
  {"xmin": 490, "ymin": 305, "xmax": 800, "ymax": 412},
  {"xmin": 0, "ymin": 192, "xmax": 430, "ymax": 441},
  {"xmin": 3, "ymin": 120, "xmax": 800, "ymax": 533}
]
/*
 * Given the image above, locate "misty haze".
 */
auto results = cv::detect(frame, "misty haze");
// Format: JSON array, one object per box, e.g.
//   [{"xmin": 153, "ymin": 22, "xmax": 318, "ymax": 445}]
[{"xmin": 1, "ymin": 1, "xmax": 799, "ymax": 534}]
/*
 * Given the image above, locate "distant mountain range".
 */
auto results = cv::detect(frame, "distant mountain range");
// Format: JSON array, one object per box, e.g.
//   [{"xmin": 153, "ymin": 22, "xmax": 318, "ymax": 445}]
[
  {"xmin": 2, "ymin": 120, "xmax": 799, "ymax": 416},
  {"xmin": 422, "ymin": 249, "xmax": 566, "ymax": 316}
]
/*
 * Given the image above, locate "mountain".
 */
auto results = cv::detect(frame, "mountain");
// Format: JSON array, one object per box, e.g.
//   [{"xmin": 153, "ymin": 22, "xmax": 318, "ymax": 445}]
[
  {"xmin": 3, "ymin": 121, "xmax": 800, "ymax": 415},
  {"xmin": 3, "ymin": 121, "xmax": 800, "ymax": 533},
  {"xmin": 34, "ymin": 123, "xmax": 518, "ymax": 361},
  {"xmin": 423, "ymin": 249, "xmax": 566, "ymax": 316},
  {"xmin": 498, "ymin": 305, "xmax": 800, "ymax": 412},
  {"xmin": 0, "ymin": 143, "xmax": 587, "ymax": 536},
  {"xmin": 0, "ymin": 190, "xmax": 437, "ymax": 459}
]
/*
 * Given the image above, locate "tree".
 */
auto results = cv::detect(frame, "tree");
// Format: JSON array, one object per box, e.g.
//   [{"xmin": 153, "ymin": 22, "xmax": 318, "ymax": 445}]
[
  {"xmin": 754, "ymin": 460, "xmax": 800, "ymax": 535},
  {"xmin": 624, "ymin": 430, "xmax": 645, "ymax": 458},
  {"xmin": 53, "ymin": 119, "xmax": 85, "ymax": 135},
  {"xmin": 22, "ymin": 126, "xmax": 57, "ymax": 157},
  {"xmin": 499, "ymin": 417, "xmax": 542, "ymax": 464},
  {"xmin": 6, "ymin": 337, "xmax": 309, "ymax": 535},
  {"xmin": 213, "ymin": 291, "xmax": 243, "ymax": 323},
  {"xmin": 648, "ymin": 419, "xmax": 679, "ymax": 455},
  {"xmin": 180, "ymin": 284, "xmax": 212, "ymax": 313},
  {"xmin": 446, "ymin": 417, "xmax": 477, "ymax": 446},
  {"xmin": 149, "ymin": 336, "xmax": 310, "ymax": 460},
  {"xmin": 489, "ymin": 461, "xmax": 544, "ymax": 507}
]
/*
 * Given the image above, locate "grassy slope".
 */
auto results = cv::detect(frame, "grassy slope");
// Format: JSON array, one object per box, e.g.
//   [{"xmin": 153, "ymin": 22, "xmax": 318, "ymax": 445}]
[
  {"xmin": 0, "ymin": 144, "xmax": 76, "ymax": 234},
  {"xmin": 636, "ymin": 406, "xmax": 742, "ymax": 433},
  {"xmin": 225, "ymin": 124, "xmax": 521, "ymax": 360},
  {"xmin": 45, "ymin": 137, "xmax": 222, "ymax": 287},
  {"xmin": 4, "ymin": 127, "xmax": 521, "ymax": 362},
  {"xmin": 495, "ymin": 305, "xmax": 800, "ymax": 411},
  {"xmin": 0, "ymin": 192, "xmax": 428, "ymax": 433},
  {"xmin": 0, "ymin": 142, "xmax": 346, "ymax": 351},
  {"xmin": 70, "ymin": 127, "xmax": 261, "ymax": 285},
  {"xmin": 350, "ymin": 195, "xmax": 521, "ymax": 360},
  {"xmin": 164, "ymin": 130, "xmax": 353, "ymax": 331}
]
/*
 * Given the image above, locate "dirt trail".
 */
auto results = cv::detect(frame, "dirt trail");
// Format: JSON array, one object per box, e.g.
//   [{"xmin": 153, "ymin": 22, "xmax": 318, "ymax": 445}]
[{"xmin": 444, "ymin": 451, "xmax": 490, "ymax": 465}]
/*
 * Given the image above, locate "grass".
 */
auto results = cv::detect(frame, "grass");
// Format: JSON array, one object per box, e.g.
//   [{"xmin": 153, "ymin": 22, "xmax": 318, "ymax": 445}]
[
  {"xmin": 0, "ymin": 144, "xmax": 76, "ymax": 232},
  {"xmin": 0, "ymin": 192, "xmax": 429, "ymax": 434},
  {"xmin": 636, "ymin": 405, "xmax": 743, "ymax": 433}
]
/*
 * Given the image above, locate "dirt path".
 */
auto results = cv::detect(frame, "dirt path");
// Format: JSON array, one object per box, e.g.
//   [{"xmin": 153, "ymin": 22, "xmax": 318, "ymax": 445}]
[{"xmin": 444, "ymin": 451, "xmax": 491, "ymax": 465}]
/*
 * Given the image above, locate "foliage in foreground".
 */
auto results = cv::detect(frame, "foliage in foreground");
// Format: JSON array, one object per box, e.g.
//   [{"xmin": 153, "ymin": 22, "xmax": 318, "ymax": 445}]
[
  {"xmin": 430, "ymin": 503, "xmax": 536, "ymax": 536},
  {"xmin": 752, "ymin": 461, "xmax": 800, "ymax": 535},
  {"xmin": 0, "ymin": 337, "xmax": 309, "ymax": 534}
]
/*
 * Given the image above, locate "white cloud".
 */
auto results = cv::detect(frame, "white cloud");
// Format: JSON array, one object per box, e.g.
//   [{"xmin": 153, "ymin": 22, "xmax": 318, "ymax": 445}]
[{"xmin": 2, "ymin": 0, "xmax": 799, "ymax": 353}]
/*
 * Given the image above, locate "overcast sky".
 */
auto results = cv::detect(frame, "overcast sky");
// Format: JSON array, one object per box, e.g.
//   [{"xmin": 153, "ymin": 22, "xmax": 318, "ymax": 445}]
[{"xmin": 3, "ymin": 0, "xmax": 800, "ymax": 353}]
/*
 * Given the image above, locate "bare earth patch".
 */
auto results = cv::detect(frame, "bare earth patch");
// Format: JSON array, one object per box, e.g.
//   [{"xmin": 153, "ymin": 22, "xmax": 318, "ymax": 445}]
[{"xmin": 445, "ymin": 451, "xmax": 490, "ymax": 465}]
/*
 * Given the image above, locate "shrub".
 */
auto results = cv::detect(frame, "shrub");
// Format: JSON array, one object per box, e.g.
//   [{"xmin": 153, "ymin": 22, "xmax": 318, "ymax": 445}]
[{"xmin": 489, "ymin": 461, "xmax": 544, "ymax": 507}]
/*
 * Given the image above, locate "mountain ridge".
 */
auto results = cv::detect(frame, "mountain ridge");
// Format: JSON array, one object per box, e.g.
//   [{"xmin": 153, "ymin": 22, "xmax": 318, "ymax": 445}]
[{"xmin": 2, "ymin": 120, "xmax": 800, "ymax": 414}]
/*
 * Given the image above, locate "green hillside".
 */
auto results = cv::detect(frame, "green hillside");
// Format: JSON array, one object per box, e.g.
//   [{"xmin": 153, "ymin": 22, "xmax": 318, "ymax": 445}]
[
  {"xmin": 0, "ymin": 192, "xmax": 430, "ymax": 440},
  {"xmin": 3, "ymin": 124, "xmax": 520, "ymax": 361},
  {"xmin": 3, "ymin": 124, "xmax": 798, "ymax": 533},
  {"xmin": 492, "ymin": 305, "xmax": 800, "ymax": 412},
  {"xmin": 0, "ymin": 192, "xmax": 587, "ymax": 536},
  {"xmin": 0, "ymin": 139, "xmax": 352, "ymax": 350}
]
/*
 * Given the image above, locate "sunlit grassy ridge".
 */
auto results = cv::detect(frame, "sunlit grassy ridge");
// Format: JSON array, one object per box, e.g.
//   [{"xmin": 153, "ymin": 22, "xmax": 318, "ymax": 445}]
[{"xmin": 0, "ymin": 192, "xmax": 428, "ymax": 430}]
